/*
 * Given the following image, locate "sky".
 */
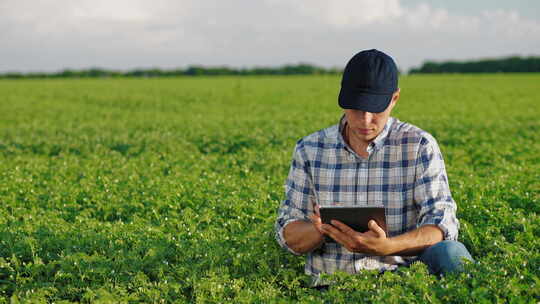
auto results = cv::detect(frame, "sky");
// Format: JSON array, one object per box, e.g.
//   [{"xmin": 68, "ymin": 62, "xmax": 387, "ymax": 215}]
[{"xmin": 1, "ymin": 0, "xmax": 539, "ymax": 73}]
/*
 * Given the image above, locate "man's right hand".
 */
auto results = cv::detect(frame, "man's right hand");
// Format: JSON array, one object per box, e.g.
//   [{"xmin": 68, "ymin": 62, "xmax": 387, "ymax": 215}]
[
  {"xmin": 283, "ymin": 204, "xmax": 325, "ymax": 254},
  {"xmin": 309, "ymin": 204, "xmax": 324, "ymax": 235}
]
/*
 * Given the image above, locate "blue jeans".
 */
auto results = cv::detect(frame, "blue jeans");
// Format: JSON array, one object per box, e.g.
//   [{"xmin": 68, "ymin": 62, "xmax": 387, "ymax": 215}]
[
  {"xmin": 418, "ymin": 240, "xmax": 474, "ymax": 275},
  {"xmin": 312, "ymin": 240, "xmax": 474, "ymax": 290}
]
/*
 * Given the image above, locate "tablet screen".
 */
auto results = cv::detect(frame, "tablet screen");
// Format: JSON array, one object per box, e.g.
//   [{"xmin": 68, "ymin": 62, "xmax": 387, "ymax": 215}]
[{"xmin": 319, "ymin": 206, "xmax": 387, "ymax": 242}]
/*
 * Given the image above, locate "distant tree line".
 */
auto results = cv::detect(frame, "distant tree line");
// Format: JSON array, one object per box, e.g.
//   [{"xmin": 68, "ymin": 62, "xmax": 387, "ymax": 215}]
[
  {"xmin": 3, "ymin": 56, "xmax": 538, "ymax": 78},
  {"xmin": 410, "ymin": 56, "xmax": 540, "ymax": 74},
  {"xmin": 0, "ymin": 64, "xmax": 341, "ymax": 79}
]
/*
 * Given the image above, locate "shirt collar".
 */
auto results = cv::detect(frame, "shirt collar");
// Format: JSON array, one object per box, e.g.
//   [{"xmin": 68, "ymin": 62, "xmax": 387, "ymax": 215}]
[{"xmin": 338, "ymin": 115, "xmax": 394, "ymax": 153}]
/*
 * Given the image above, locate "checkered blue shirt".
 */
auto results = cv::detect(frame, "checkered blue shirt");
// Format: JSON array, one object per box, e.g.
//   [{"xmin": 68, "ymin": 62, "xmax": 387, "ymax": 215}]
[{"xmin": 275, "ymin": 116, "xmax": 459, "ymax": 277}]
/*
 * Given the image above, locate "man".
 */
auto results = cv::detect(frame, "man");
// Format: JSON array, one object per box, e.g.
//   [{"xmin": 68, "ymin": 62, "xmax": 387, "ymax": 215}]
[{"xmin": 274, "ymin": 49, "xmax": 473, "ymax": 286}]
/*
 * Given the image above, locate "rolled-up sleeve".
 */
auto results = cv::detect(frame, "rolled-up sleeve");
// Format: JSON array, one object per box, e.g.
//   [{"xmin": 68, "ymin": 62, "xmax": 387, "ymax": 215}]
[
  {"xmin": 275, "ymin": 141, "xmax": 317, "ymax": 255},
  {"xmin": 413, "ymin": 136, "xmax": 459, "ymax": 241}
]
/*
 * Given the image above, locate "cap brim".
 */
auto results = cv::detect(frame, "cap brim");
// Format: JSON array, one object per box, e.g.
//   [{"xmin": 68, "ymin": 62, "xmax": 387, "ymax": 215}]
[{"xmin": 338, "ymin": 88, "xmax": 392, "ymax": 113}]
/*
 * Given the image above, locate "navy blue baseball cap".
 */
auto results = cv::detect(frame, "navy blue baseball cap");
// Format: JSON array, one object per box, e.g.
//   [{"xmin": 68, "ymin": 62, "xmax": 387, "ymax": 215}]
[{"xmin": 338, "ymin": 49, "xmax": 398, "ymax": 113}]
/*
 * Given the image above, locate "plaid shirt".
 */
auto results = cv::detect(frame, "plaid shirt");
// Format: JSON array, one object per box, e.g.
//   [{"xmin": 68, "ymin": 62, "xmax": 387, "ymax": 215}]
[{"xmin": 275, "ymin": 116, "xmax": 459, "ymax": 278}]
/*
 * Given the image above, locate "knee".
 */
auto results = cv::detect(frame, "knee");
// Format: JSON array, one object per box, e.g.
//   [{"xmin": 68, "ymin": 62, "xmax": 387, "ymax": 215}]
[
  {"xmin": 423, "ymin": 240, "xmax": 474, "ymax": 274},
  {"xmin": 433, "ymin": 241, "xmax": 469, "ymax": 258}
]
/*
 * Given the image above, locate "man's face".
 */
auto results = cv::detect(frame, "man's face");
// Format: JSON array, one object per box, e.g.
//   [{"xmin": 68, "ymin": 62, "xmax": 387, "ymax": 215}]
[{"xmin": 344, "ymin": 90, "xmax": 399, "ymax": 145}]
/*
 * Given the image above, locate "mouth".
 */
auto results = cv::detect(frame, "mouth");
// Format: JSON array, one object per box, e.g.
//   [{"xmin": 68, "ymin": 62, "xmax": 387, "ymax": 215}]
[{"xmin": 358, "ymin": 128, "xmax": 373, "ymax": 135}]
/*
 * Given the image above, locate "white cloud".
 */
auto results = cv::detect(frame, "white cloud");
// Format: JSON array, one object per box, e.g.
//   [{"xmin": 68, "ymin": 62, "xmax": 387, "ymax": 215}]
[
  {"xmin": 0, "ymin": 0, "xmax": 539, "ymax": 72},
  {"xmin": 269, "ymin": 0, "xmax": 403, "ymax": 27}
]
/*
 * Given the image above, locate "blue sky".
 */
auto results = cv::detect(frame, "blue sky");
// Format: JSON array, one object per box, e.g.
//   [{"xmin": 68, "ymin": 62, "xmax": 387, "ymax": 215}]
[{"xmin": 1, "ymin": 0, "xmax": 539, "ymax": 72}]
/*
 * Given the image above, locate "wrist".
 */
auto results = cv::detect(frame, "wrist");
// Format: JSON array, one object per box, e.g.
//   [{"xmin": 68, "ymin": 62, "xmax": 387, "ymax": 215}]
[
  {"xmin": 313, "ymin": 225, "xmax": 325, "ymax": 243},
  {"xmin": 383, "ymin": 237, "xmax": 397, "ymax": 255}
]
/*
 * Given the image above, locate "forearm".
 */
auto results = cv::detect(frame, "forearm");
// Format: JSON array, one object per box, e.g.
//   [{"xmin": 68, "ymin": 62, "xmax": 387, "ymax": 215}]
[
  {"xmin": 386, "ymin": 225, "xmax": 444, "ymax": 256},
  {"xmin": 283, "ymin": 220, "xmax": 324, "ymax": 254}
]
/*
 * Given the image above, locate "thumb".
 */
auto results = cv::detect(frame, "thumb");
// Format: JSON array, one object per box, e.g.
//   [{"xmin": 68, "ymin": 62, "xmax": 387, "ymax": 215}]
[{"xmin": 369, "ymin": 220, "xmax": 386, "ymax": 238}]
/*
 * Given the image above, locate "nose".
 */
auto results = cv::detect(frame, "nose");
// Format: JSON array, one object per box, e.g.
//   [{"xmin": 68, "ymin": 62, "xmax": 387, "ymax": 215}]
[{"xmin": 361, "ymin": 111, "xmax": 374, "ymax": 125}]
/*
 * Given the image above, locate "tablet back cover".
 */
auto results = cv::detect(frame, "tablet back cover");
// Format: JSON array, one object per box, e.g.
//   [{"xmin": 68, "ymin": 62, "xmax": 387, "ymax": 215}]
[{"xmin": 320, "ymin": 207, "xmax": 387, "ymax": 241}]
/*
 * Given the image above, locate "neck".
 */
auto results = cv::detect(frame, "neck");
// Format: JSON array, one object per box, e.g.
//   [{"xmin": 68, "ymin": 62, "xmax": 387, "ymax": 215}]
[{"xmin": 344, "ymin": 124, "xmax": 370, "ymax": 157}]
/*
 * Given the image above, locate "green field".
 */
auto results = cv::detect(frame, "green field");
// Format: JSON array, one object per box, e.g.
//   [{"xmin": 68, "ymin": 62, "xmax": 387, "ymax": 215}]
[{"xmin": 1, "ymin": 74, "xmax": 539, "ymax": 303}]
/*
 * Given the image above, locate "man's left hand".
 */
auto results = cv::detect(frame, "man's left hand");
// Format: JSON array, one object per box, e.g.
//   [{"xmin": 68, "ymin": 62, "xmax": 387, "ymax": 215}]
[{"xmin": 321, "ymin": 220, "xmax": 394, "ymax": 256}]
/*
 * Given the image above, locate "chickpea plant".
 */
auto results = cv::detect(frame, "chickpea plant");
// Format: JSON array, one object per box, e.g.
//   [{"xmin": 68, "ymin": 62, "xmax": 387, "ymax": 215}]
[{"xmin": 0, "ymin": 74, "xmax": 539, "ymax": 302}]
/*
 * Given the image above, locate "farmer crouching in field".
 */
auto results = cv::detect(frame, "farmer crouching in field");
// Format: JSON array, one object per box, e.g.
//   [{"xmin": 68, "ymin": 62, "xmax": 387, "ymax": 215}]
[{"xmin": 274, "ymin": 49, "xmax": 473, "ymax": 288}]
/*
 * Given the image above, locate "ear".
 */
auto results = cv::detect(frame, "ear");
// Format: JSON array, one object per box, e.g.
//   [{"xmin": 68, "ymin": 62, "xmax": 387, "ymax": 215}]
[
  {"xmin": 387, "ymin": 88, "xmax": 400, "ymax": 111},
  {"xmin": 392, "ymin": 88, "xmax": 400, "ymax": 104}
]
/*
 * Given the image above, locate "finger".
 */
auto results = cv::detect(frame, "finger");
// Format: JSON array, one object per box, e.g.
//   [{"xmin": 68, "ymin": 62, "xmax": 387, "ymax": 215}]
[
  {"xmin": 309, "ymin": 214, "xmax": 322, "ymax": 226},
  {"xmin": 322, "ymin": 224, "xmax": 353, "ymax": 248},
  {"xmin": 330, "ymin": 220, "xmax": 357, "ymax": 236},
  {"xmin": 314, "ymin": 204, "xmax": 320, "ymax": 216},
  {"xmin": 309, "ymin": 215, "xmax": 324, "ymax": 233},
  {"xmin": 368, "ymin": 220, "xmax": 386, "ymax": 238}
]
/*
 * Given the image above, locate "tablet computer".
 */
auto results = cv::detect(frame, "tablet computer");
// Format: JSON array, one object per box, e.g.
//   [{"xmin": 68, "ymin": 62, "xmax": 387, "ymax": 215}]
[{"xmin": 319, "ymin": 206, "xmax": 387, "ymax": 242}]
